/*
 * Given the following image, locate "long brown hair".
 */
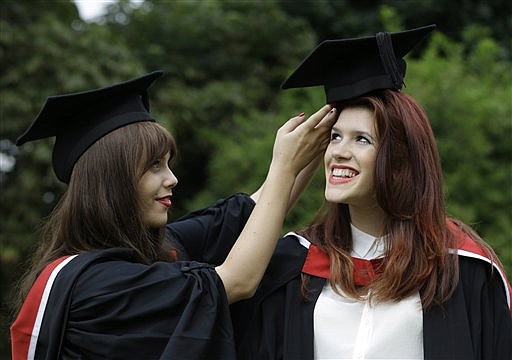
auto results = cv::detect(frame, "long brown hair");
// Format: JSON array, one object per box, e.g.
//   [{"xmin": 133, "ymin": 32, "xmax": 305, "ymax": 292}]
[
  {"xmin": 301, "ymin": 90, "xmax": 496, "ymax": 308},
  {"xmin": 13, "ymin": 121, "xmax": 177, "ymax": 314}
]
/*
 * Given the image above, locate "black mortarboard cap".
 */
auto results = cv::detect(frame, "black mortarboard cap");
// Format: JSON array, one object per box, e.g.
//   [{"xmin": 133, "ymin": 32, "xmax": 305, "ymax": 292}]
[
  {"xmin": 16, "ymin": 71, "xmax": 163, "ymax": 183},
  {"xmin": 281, "ymin": 24, "xmax": 436, "ymax": 103}
]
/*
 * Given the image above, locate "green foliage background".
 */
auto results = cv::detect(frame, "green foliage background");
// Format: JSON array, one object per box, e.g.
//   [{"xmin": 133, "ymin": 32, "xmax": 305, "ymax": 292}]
[{"xmin": 1, "ymin": 0, "xmax": 511, "ymax": 356}]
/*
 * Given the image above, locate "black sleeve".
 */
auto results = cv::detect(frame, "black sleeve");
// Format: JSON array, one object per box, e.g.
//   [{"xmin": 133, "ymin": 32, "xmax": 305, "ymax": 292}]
[
  {"xmin": 459, "ymin": 257, "xmax": 512, "ymax": 359},
  {"xmin": 61, "ymin": 257, "xmax": 236, "ymax": 360},
  {"xmin": 423, "ymin": 256, "xmax": 512, "ymax": 360},
  {"xmin": 165, "ymin": 193, "xmax": 255, "ymax": 264}
]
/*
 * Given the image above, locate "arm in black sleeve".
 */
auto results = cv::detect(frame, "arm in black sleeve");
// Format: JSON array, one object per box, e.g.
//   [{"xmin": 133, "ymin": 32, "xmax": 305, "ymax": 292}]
[{"xmin": 165, "ymin": 193, "xmax": 255, "ymax": 264}]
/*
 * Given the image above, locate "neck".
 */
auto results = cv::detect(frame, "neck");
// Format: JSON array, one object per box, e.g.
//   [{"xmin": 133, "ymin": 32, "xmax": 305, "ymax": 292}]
[{"xmin": 348, "ymin": 203, "xmax": 386, "ymax": 237}]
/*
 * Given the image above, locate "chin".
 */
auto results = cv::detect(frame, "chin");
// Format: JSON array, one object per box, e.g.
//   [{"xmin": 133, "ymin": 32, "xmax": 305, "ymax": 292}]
[
  {"xmin": 148, "ymin": 223, "xmax": 166, "ymax": 229},
  {"xmin": 144, "ymin": 215, "xmax": 168, "ymax": 229},
  {"xmin": 325, "ymin": 191, "xmax": 348, "ymax": 204}
]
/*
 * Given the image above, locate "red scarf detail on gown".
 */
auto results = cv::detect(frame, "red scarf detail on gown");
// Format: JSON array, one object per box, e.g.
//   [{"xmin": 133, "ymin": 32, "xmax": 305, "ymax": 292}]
[
  {"xmin": 300, "ymin": 222, "xmax": 512, "ymax": 313},
  {"xmin": 302, "ymin": 244, "xmax": 385, "ymax": 286}
]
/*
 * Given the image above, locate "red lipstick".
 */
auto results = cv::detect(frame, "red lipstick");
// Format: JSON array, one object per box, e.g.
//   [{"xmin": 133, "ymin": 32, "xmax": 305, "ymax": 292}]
[{"xmin": 156, "ymin": 195, "xmax": 172, "ymax": 208}]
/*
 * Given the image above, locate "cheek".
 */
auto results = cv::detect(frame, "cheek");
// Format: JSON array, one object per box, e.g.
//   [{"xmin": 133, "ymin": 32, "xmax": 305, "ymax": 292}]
[
  {"xmin": 364, "ymin": 148, "xmax": 378, "ymax": 167},
  {"xmin": 364, "ymin": 153, "xmax": 378, "ymax": 184},
  {"xmin": 323, "ymin": 145, "xmax": 332, "ymax": 167},
  {"xmin": 137, "ymin": 176, "xmax": 156, "ymax": 204}
]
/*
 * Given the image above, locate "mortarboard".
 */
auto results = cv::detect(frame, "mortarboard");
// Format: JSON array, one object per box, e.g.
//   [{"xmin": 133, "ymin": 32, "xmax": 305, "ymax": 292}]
[
  {"xmin": 281, "ymin": 24, "xmax": 436, "ymax": 103},
  {"xmin": 16, "ymin": 71, "xmax": 163, "ymax": 183}
]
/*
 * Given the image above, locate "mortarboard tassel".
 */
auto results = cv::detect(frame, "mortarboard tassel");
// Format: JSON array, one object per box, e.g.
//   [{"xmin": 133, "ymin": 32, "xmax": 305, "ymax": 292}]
[{"xmin": 376, "ymin": 31, "xmax": 404, "ymax": 90}]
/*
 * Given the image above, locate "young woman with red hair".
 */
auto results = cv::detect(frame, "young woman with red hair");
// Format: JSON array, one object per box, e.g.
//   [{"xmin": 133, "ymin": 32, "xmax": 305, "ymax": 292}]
[
  {"xmin": 223, "ymin": 25, "xmax": 512, "ymax": 359},
  {"xmin": 231, "ymin": 88, "xmax": 511, "ymax": 360}
]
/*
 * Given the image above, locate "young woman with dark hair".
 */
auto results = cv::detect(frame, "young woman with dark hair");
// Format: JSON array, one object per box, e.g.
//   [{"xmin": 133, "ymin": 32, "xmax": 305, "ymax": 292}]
[
  {"xmin": 10, "ymin": 71, "xmax": 338, "ymax": 359},
  {"xmin": 13, "ymin": 122, "xmax": 179, "ymax": 312}
]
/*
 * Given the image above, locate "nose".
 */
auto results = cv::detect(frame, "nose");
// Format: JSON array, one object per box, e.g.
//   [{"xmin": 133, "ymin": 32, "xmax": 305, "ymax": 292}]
[
  {"xmin": 328, "ymin": 141, "xmax": 353, "ymax": 161},
  {"xmin": 163, "ymin": 169, "xmax": 178, "ymax": 189}
]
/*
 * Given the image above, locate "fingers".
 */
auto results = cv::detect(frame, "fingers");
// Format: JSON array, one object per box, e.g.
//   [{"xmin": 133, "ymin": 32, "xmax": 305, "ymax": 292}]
[
  {"xmin": 300, "ymin": 105, "xmax": 335, "ymax": 129},
  {"xmin": 279, "ymin": 113, "xmax": 306, "ymax": 133},
  {"xmin": 315, "ymin": 107, "xmax": 338, "ymax": 129},
  {"xmin": 272, "ymin": 104, "xmax": 337, "ymax": 175},
  {"xmin": 281, "ymin": 104, "xmax": 338, "ymax": 135}
]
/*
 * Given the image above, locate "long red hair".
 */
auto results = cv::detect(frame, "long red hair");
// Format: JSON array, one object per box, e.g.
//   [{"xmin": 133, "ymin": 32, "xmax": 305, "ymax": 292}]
[{"xmin": 301, "ymin": 90, "xmax": 491, "ymax": 308}]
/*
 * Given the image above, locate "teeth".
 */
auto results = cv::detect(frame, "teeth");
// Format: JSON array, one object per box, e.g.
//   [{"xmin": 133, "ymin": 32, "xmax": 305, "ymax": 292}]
[{"xmin": 332, "ymin": 168, "xmax": 357, "ymax": 178}]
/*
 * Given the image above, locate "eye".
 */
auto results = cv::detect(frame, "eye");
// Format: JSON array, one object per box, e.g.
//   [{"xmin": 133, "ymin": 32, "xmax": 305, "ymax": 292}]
[
  {"xmin": 150, "ymin": 158, "xmax": 163, "ymax": 170},
  {"xmin": 330, "ymin": 132, "xmax": 342, "ymax": 142},
  {"xmin": 356, "ymin": 135, "xmax": 372, "ymax": 145}
]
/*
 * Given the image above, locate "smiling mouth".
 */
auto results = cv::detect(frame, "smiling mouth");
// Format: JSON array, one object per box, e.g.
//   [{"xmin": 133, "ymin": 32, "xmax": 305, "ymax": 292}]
[
  {"xmin": 329, "ymin": 167, "xmax": 359, "ymax": 184},
  {"xmin": 156, "ymin": 196, "xmax": 172, "ymax": 208},
  {"xmin": 332, "ymin": 168, "xmax": 358, "ymax": 178}
]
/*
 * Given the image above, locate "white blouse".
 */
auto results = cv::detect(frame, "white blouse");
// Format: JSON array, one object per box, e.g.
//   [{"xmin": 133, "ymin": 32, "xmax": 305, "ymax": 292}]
[{"xmin": 294, "ymin": 225, "xmax": 424, "ymax": 359}]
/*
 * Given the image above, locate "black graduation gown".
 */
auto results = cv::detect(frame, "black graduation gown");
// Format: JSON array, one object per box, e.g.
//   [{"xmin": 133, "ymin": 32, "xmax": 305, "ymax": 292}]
[
  {"xmin": 11, "ymin": 193, "xmax": 255, "ymax": 360},
  {"xmin": 230, "ymin": 235, "xmax": 512, "ymax": 360}
]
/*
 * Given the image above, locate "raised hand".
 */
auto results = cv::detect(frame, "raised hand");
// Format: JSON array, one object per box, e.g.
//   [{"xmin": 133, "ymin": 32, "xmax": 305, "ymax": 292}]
[{"xmin": 271, "ymin": 105, "xmax": 337, "ymax": 176}]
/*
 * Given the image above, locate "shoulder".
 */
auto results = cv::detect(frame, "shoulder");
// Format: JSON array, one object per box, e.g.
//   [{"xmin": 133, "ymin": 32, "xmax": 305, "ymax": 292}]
[
  {"xmin": 451, "ymin": 234, "xmax": 511, "ymax": 312},
  {"xmin": 272, "ymin": 232, "xmax": 310, "ymax": 267},
  {"xmin": 257, "ymin": 233, "xmax": 309, "ymax": 289},
  {"xmin": 241, "ymin": 232, "xmax": 309, "ymax": 294}
]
